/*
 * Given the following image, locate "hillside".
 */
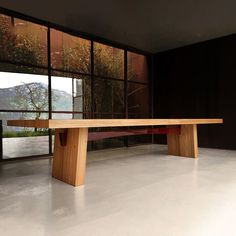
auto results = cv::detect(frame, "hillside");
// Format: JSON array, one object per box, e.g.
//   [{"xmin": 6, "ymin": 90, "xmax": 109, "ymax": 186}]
[{"xmin": 0, "ymin": 82, "xmax": 72, "ymax": 113}]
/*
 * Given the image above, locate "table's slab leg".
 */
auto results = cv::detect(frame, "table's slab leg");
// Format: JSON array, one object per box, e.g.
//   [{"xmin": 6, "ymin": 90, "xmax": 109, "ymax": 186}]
[
  {"xmin": 52, "ymin": 128, "xmax": 88, "ymax": 186},
  {"xmin": 167, "ymin": 124, "xmax": 198, "ymax": 158}
]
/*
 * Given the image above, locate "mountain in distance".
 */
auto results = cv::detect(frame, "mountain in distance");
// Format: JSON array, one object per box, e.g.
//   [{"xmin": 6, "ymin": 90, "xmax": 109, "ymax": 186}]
[{"xmin": 0, "ymin": 82, "xmax": 72, "ymax": 115}]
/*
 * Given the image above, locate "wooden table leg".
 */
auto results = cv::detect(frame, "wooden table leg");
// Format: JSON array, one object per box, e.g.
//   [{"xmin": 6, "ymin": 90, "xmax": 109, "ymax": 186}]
[
  {"xmin": 167, "ymin": 124, "xmax": 198, "ymax": 158},
  {"xmin": 52, "ymin": 128, "xmax": 88, "ymax": 186}
]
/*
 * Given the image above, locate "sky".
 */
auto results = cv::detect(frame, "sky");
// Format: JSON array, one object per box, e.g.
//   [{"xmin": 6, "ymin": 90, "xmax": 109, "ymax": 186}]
[{"xmin": 0, "ymin": 71, "xmax": 76, "ymax": 95}]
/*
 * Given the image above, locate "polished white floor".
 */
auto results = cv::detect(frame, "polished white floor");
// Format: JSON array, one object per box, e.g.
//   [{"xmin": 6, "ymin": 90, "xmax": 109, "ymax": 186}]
[{"xmin": 1, "ymin": 144, "xmax": 236, "ymax": 236}]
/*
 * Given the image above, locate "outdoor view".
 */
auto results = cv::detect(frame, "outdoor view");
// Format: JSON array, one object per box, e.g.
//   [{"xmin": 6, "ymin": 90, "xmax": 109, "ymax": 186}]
[{"xmin": 0, "ymin": 13, "xmax": 150, "ymax": 159}]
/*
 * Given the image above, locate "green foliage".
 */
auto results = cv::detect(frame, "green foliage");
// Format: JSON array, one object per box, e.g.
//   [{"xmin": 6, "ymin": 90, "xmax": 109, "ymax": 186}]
[
  {"xmin": 93, "ymin": 44, "xmax": 124, "ymax": 115},
  {"xmin": 0, "ymin": 14, "xmax": 137, "ymax": 118},
  {"xmin": 50, "ymin": 35, "xmax": 125, "ymax": 116},
  {"xmin": 94, "ymin": 44, "xmax": 124, "ymax": 79},
  {"xmin": 93, "ymin": 79, "xmax": 124, "ymax": 115},
  {"xmin": 0, "ymin": 14, "xmax": 51, "ymax": 125},
  {"xmin": 0, "ymin": 15, "xmax": 17, "ymax": 61},
  {"xmin": 3, "ymin": 130, "xmax": 49, "ymax": 138},
  {"xmin": 62, "ymin": 42, "xmax": 90, "ymax": 73},
  {"xmin": 0, "ymin": 15, "xmax": 45, "ymax": 68}
]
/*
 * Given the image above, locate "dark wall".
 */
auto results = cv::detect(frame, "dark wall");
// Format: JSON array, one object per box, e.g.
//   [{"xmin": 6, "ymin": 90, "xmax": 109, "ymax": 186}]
[{"xmin": 154, "ymin": 34, "xmax": 236, "ymax": 149}]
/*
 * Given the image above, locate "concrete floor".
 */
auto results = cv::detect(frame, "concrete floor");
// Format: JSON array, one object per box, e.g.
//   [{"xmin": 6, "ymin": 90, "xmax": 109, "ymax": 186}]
[
  {"xmin": 1, "ymin": 144, "xmax": 236, "ymax": 236},
  {"xmin": 3, "ymin": 136, "xmax": 56, "ymax": 159},
  {"xmin": 3, "ymin": 136, "xmax": 50, "ymax": 158}
]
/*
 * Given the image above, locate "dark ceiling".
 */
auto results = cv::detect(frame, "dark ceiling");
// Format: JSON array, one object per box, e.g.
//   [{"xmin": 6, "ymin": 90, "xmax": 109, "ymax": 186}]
[{"xmin": 1, "ymin": 0, "xmax": 236, "ymax": 53}]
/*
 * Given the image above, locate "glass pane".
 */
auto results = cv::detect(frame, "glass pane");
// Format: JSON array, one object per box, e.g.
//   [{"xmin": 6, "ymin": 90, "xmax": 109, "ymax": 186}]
[
  {"xmin": 51, "ymin": 71, "xmax": 91, "ymax": 118},
  {"xmin": 52, "ymin": 113, "xmax": 72, "ymax": 119},
  {"xmin": 92, "ymin": 136, "xmax": 125, "ymax": 150},
  {"xmin": 1, "ymin": 112, "xmax": 49, "ymax": 159},
  {"xmin": 52, "ymin": 112, "xmax": 87, "ymax": 119},
  {"xmin": 127, "ymin": 113, "xmax": 152, "ymax": 146},
  {"xmin": 91, "ymin": 114, "xmax": 125, "ymax": 150},
  {"xmin": 0, "ymin": 14, "xmax": 48, "ymax": 67},
  {"xmin": 128, "ymin": 82, "xmax": 149, "ymax": 115},
  {"xmin": 0, "ymin": 67, "xmax": 48, "ymax": 112},
  {"xmin": 128, "ymin": 52, "xmax": 148, "ymax": 83},
  {"xmin": 94, "ymin": 43, "xmax": 124, "ymax": 79},
  {"xmin": 128, "ymin": 133, "xmax": 152, "ymax": 146},
  {"xmin": 51, "ymin": 29, "xmax": 90, "ymax": 73},
  {"xmin": 0, "ymin": 62, "xmax": 47, "ymax": 75},
  {"xmin": 94, "ymin": 78, "xmax": 124, "ymax": 114}
]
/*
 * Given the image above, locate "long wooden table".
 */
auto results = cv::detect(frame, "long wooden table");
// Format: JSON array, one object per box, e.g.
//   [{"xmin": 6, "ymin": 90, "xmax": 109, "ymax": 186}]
[{"xmin": 7, "ymin": 119, "xmax": 223, "ymax": 186}]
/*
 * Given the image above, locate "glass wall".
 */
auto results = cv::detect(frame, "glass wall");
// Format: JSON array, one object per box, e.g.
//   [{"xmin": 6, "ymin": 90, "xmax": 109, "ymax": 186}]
[
  {"xmin": 93, "ymin": 43, "xmax": 125, "ymax": 150},
  {"xmin": 127, "ymin": 52, "xmax": 151, "ymax": 145},
  {"xmin": 0, "ymin": 13, "xmax": 49, "ymax": 159},
  {"xmin": 94, "ymin": 42, "xmax": 124, "ymax": 79},
  {"xmin": 51, "ymin": 29, "xmax": 90, "ymax": 74},
  {"xmin": 0, "ymin": 11, "xmax": 151, "ymax": 160}
]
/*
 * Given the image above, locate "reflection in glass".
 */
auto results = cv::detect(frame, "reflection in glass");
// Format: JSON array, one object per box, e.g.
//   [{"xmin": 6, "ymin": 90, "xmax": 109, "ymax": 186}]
[
  {"xmin": 0, "ymin": 13, "xmax": 151, "ymax": 158},
  {"xmin": 0, "ymin": 14, "xmax": 48, "ymax": 67},
  {"xmin": 90, "ymin": 114, "xmax": 125, "ymax": 150},
  {"xmin": 128, "ymin": 52, "xmax": 148, "ymax": 82},
  {"xmin": 128, "ymin": 132, "xmax": 152, "ymax": 146},
  {"xmin": 128, "ymin": 82, "xmax": 149, "ymax": 116},
  {"xmin": 0, "ymin": 62, "xmax": 47, "ymax": 75},
  {"xmin": 51, "ymin": 29, "xmax": 90, "ymax": 74},
  {"xmin": 94, "ymin": 43, "xmax": 124, "ymax": 79},
  {"xmin": 92, "ymin": 136, "xmax": 125, "ymax": 150},
  {"xmin": 127, "ymin": 82, "xmax": 151, "ymax": 146},
  {"xmin": 94, "ymin": 78, "xmax": 124, "ymax": 115}
]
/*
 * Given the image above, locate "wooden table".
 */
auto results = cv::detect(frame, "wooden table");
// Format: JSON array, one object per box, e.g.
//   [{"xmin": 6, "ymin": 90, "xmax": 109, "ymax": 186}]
[{"xmin": 7, "ymin": 119, "xmax": 223, "ymax": 186}]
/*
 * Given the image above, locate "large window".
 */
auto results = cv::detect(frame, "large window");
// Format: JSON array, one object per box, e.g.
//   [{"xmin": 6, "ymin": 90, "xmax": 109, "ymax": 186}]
[
  {"xmin": 0, "ymin": 14, "xmax": 48, "ymax": 67},
  {"xmin": 51, "ymin": 29, "xmax": 90, "ymax": 74},
  {"xmin": 0, "ymin": 68, "xmax": 49, "ymax": 159},
  {"xmin": 51, "ymin": 71, "xmax": 91, "ymax": 119},
  {"xmin": 93, "ymin": 43, "xmax": 125, "ymax": 149},
  {"xmin": 128, "ymin": 52, "xmax": 148, "ymax": 83},
  {"xmin": 94, "ymin": 78, "xmax": 124, "ymax": 116},
  {"xmin": 94, "ymin": 43, "xmax": 124, "ymax": 79},
  {"xmin": 0, "ymin": 11, "xmax": 151, "ymax": 160}
]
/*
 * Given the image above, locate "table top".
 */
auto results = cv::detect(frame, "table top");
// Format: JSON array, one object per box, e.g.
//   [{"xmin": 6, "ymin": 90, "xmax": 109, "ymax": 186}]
[{"xmin": 7, "ymin": 118, "xmax": 223, "ymax": 129}]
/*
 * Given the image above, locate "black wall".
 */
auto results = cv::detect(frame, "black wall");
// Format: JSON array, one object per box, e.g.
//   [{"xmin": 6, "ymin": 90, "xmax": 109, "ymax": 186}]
[{"xmin": 154, "ymin": 34, "xmax": 236, "ymax": 149}]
